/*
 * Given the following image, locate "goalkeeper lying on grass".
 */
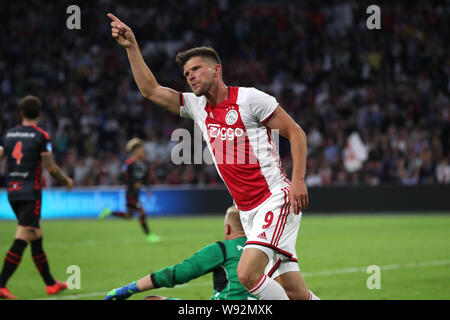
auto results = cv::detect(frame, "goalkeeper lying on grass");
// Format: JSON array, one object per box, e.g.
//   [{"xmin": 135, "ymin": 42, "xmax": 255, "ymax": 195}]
[{"xmin": 105, "ymin": 206, "xmax": 256, "ymax": 300}]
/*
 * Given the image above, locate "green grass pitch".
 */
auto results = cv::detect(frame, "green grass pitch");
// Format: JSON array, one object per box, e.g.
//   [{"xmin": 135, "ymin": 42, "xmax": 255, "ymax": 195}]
[{"xmin": 0, "ymin": 213, "xmax": 449, "ymax": 300}]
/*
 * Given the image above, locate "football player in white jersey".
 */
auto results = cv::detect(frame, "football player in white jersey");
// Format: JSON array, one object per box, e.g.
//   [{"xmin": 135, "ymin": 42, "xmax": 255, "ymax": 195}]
[{"xmin": 108, "ymin": 13, "xmax": 319, "ymax": 300}]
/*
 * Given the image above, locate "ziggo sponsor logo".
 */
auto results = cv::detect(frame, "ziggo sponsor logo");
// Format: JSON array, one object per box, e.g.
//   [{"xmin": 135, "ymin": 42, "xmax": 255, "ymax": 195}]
[{"xmin": 207, "ymin": 124, "xmax": 245, "ymax": 141}]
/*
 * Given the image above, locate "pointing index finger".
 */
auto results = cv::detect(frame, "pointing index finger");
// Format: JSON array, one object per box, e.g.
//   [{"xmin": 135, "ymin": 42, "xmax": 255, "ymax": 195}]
[{"xmin": 107, "ymin": 13, "xmax": 121, "ymax": 23}]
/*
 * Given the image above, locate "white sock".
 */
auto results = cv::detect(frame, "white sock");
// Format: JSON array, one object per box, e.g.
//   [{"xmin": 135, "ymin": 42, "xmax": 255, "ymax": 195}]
[
  {"xmin": 249, "ymin": 274, "xmax": 289, "ymax": 300},
  {"xmin": 309, "ymin": 290, "xmax": 320, "ymax": 300}
]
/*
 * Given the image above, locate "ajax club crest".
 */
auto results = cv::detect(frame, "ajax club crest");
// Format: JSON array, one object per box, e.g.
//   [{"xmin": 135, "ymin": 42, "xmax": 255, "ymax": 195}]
[{"xmin": 225, "ymin": 109, "xmax": 239, "ymax": 125}]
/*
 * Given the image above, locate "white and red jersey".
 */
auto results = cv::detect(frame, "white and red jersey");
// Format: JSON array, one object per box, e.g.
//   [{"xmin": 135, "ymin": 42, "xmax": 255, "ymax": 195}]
[{"xmin": 180, "ymin": 86, "xmax": 290, "ymax": 211}]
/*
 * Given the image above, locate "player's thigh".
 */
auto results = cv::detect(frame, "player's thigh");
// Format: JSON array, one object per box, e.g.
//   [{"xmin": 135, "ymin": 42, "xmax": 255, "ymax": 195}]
[
  {"xmin": 237, "ymin": 247, "xmax": 269, "ymax": 285},
  {"xmin": 275, "ymin": 271, "xmax": 309, "ymax": 300},
  {"xmin": 244, "ymin": 188, "xmax": 300, "ymax": 261},
  {"xmin": 11, "ymin": 200, "xmax": 42, "ymax": 241}
]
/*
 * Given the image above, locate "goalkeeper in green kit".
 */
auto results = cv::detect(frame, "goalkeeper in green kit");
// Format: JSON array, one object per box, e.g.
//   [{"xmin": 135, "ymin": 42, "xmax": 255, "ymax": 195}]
[{"xmin": 105, "ymin": 206, "xmax": 256, "ymax": 300}]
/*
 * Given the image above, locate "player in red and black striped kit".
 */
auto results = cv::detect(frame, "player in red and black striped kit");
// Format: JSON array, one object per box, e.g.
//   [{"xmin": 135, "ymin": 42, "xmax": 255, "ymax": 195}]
[
  {"xmin": 0, "ymin": 96, "xmax": 74, "ymax": 299},
  {"xmin": 99, "ymin": 138, "xmax": 160, "ymax": 243}
]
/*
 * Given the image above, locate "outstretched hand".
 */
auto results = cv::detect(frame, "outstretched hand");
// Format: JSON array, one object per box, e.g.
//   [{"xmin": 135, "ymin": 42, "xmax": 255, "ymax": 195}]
[
  {"xmin": 104, "ymin": 281, "xmax": 141, "ymax": 300},
  {"xmin": 107, "ymin": 13, "xmax": 135, "ymax": 48},
  {"xmin": 104, "ymin": 286, "xmax": 133, "ymax": 300}
]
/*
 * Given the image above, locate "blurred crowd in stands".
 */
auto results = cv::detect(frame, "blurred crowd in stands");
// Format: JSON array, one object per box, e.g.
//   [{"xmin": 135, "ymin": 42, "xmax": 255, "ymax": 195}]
[{"xmin": 1, "ymin": 0, "xmax": 449, "ymax": 187}]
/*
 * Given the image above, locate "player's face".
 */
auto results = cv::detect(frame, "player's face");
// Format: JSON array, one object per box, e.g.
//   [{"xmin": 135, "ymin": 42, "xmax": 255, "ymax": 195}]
[
  {"xmin": 183, "ymin": 56, "xmax": 216, "ymax": 96},
  {"xmin": 134, "ymin": 146, "xmax": 146, "ymax": 159}
]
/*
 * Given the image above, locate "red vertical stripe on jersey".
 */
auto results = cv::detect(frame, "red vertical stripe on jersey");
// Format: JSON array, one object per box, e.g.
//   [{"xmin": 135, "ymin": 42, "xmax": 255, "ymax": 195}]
[{"xmin": 204, "ymin": 87, "xmax": 271, "ymax": 211}]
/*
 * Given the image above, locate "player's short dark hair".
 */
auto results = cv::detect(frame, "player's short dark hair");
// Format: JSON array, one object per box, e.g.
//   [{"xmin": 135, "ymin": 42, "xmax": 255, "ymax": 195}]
[
  {"xmin": 19, "ymin": 95, "xmax": 42, "ymax": 119},
  {"xmin": 175, "ymin": 46, "xmax": 222, "ymax": 69}
]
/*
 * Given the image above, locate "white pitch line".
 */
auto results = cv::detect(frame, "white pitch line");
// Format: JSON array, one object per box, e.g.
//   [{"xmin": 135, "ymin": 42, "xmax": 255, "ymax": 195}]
[
  {"xmin": 302, "ymin": 259, "xmax": 450, "ymax": 277},
  {"xmin": 34, "ymin": 259, "xmax": 450, "ymax": 300},
  {"xmin": 38, "ymin": 291, "xmax": 109, "ymax": 300}
]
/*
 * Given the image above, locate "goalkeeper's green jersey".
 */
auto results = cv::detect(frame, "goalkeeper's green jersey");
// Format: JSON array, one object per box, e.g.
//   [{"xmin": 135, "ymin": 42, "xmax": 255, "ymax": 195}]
[{"xmin": 150, "ymin": 236, "xmax": 255, "ymax": 300}]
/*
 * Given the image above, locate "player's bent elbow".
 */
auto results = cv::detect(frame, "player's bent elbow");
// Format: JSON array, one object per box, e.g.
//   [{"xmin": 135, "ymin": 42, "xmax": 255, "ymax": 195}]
[{"xmin": 142, "ymin": 90, "xmax": 154, "ymax": 101}]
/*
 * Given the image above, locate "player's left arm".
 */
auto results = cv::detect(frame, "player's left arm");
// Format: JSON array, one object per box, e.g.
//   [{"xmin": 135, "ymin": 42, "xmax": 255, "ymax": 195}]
[
  {"xmin": 146, "ymin": 242, "xmax": 224, "ymax": 289},
  {"xmin": 265, "ymin": 106, "xmax": 308, "ymax": 214},
  {"xmin": 105, "ymin": 243, "xmax": 224, "ymax": 300},
  {"xmin": 41, "ymin": 152, "xmax": 74, "ymax": 190},
  {"xmin": 0, "ymin": 146, "xmax": 4, "ymax": 161}
]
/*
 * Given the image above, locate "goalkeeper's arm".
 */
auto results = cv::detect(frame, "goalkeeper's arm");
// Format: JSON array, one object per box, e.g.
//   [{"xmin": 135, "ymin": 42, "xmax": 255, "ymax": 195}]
[
  {"xmin": 105, "ymin": 242, "xmax": 225, "ymax": 299},
  {"xmin": 144, "ymin": 242, "xmax": 224, "ymax": 289}
]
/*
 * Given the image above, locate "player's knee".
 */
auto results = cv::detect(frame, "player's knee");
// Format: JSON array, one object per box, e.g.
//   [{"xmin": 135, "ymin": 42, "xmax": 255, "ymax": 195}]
[
  {"xmin": 20, "ymin": 227, "xmax": 40, "ymax": 241},
  {"xmin": 237, "ymin": 266, "xmax": 262, "ymax": 289}
]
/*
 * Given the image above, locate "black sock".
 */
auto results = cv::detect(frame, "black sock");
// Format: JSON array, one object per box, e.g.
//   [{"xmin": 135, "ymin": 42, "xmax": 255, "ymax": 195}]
[
  {"xmin": 139, "ymin": 216, "xmax": 150, "ymax": 235},
  {"xmin": 112, "ymin": 211, "xmax": 131, "ymax": 219},
  {"xmin": 31, "ymin": 237, "xmax": 55, "ymax": 286},
  {"xmin": 0, "ymin": 239, "xmax": 28, "ymax": 288}
]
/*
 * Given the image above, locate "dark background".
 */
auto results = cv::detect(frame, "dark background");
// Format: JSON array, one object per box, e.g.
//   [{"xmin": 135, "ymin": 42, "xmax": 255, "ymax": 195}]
[{"xmin": 1, "ymin": 1, "xmax": 449, "ymax": 195}]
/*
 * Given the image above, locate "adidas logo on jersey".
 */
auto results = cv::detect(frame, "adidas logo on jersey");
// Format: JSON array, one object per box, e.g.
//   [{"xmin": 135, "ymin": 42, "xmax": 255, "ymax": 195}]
[{"xmin": 257, "ymin": 232, "xmax": 267, "ymax": 240}]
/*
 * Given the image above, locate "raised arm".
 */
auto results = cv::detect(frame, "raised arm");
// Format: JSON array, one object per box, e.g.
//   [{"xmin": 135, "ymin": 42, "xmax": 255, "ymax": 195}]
[
  {"xmin": 108, "ymin": 13, "xmax": 180, "ymax": 115},
  {"xmin": 41, "ymin": 152, "xmax": 73, "ymax": 190}
]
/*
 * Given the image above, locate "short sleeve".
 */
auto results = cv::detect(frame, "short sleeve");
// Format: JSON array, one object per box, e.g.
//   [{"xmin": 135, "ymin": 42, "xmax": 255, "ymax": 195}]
[
  {"xmin": 248, "ymin": 88, "xmax": 279, "ymax": 123},
  {"xmin": 40, "ymin": 133, "xmax": 52, "ymax": 154},
  {"xmin": 180, "ymin": 92, "xmax": 206, "ymax": 120},
  {"xmin": 180, "ymin": 92, "xmax": 195, "ymax": 119}
]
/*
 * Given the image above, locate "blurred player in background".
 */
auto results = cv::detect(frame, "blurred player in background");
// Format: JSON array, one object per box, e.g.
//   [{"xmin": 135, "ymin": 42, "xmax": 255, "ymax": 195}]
[
  {"xmin": 99, "ymin": 138, "xmax": 160, "ymax": 243},
  {"xmin": 108, "ymin": 14, "xmax": 319, "ymax": 300},
  {"xmin": 0, "ymin": 95, "xmax": 74, "ymax": 299},
  {"xmin": 105, "ymin": 206, "xmax": 255, "ymax": 300}
]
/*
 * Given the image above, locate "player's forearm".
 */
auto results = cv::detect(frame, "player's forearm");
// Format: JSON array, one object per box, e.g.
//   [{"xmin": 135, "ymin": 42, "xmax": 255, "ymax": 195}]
[
  {"xmin": 126, "ymin": 44, "xmax": 159, "ymax": 100},
  {"xmin": 288, "ymin": 127, "xmax": 307, "ymax": 183},
  {"xmin": 136, "ymin": 274, "xmax": 155, "ymax": 292},
  {"xmin": 47, "ymin": 165, "xmax": 71, "ymax": 185}
]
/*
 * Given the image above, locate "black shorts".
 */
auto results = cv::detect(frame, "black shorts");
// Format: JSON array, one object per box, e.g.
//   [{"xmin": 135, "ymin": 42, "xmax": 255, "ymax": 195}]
[
  {"xmin": 126, "ymin": 191, "xmax": 141, "ymax": 210},
  {"xmin": 9, "ymin": 199, "xmax": 42, "ymax": 228}
]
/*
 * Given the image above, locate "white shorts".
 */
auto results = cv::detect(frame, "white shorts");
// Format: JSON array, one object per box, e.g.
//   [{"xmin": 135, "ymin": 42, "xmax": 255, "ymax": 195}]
[{"xmin": 239, "ymin": 186, "xmax": 302, "ymax": 278}]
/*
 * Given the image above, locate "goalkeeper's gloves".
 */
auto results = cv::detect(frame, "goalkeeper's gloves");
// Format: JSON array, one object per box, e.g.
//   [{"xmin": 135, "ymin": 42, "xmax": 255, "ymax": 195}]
[{"xmin": 104, "ymin": 281, "xmax": 140, "ymax": 300}]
